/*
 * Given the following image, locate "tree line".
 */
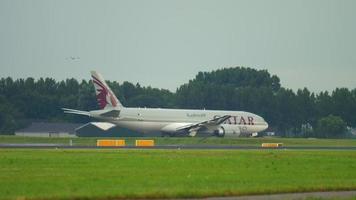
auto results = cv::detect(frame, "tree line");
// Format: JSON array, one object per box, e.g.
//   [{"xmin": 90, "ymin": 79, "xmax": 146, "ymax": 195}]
[{"xmin": 0, "ymin": 67, "xmax": 355, "ymax": 138}]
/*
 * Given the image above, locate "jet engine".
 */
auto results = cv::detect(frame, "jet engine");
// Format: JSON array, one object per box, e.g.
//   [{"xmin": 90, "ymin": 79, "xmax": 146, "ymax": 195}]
[
  {"xmin": 214, "ymin": 126, "xmax": 225, "ymax": 137},
  {"xmin": 214, "ymin": 124, "xmax": 241, "ymax": 137}
]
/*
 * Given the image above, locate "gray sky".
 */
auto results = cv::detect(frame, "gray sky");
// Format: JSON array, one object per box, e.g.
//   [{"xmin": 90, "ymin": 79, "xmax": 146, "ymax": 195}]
[{"xmin": 1, "ymin": 0, "xmax": 355, "ymax": 92}]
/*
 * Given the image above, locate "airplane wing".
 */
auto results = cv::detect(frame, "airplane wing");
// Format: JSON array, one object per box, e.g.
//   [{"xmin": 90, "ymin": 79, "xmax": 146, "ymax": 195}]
[
  {"xmin": 62, "ymin": 108, "xmax": 91, "ymax": 116},
  {"xmin": 175, "ymin": 115, "xmax": 231, "ymax": 132},
  {"xmin": 62, "ymin": 108, "xmax": 120, "ymax": 118}
]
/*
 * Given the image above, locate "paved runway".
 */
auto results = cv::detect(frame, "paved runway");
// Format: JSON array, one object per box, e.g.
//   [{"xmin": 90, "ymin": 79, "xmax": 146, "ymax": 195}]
[
  {"xmin": 0, "ymin": 143, "xmax": 356, "ymax": 150},
  {"xmin": 194, "ymin": 190, "xmax": 356, "ymax": 200}
]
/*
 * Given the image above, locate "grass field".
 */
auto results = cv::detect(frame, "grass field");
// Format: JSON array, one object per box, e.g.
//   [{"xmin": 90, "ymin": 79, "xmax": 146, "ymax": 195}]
[
  {"xmin": 1, "ymin": 135, "xmax": 356, "ymax": 147},
  {"xmin": 0, "ymin": 149, "xmax": 356, "ymax": 200}
]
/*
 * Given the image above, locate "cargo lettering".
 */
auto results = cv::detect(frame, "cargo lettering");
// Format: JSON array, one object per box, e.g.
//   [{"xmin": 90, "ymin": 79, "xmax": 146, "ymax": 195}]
[
  {"xmin": 248, "ymin": 116, "xmax": 254, "ymax": 125},
  {"xmin": 214, "ymin": 115, "xmax": 254, "ymax": 125}
]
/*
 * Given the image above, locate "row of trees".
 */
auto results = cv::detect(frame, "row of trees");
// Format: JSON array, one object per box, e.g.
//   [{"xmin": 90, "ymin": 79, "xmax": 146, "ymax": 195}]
[
  {"xmin": 0, "ymin": 67, "xmax": 355, "ymax": 137},
  {"xmin": 175, "ymin": 68, "xmax": 355, "ymax": 137}
]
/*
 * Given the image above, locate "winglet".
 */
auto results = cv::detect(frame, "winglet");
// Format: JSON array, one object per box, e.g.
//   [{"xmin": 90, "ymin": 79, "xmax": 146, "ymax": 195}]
[{"xmin": 91, "ymin": 71, "xmax": 123, "ymax": 109}]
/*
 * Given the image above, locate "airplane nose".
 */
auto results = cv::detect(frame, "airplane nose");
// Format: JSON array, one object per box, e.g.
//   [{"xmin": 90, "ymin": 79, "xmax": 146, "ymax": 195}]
[
  {"xmin": 262, "ymin": 122, "xmax": 269, "ymax": 131},
  {"xmin": 261, "ymin": 116, "xmax": 269, "ymax": 130},
  {"xmin": 257, "ymin": 115, "xmax": 268, "ymax": 132}
]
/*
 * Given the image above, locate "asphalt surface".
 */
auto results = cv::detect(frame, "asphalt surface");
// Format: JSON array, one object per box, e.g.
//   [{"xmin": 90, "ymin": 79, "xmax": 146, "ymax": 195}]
[
  {"xmin": 0, "ymin": 143, "xmax": 356, "ymax": 150},
  {"xmin": 190, "ymin": 190, "xmax": 356, "ymax": 200}
]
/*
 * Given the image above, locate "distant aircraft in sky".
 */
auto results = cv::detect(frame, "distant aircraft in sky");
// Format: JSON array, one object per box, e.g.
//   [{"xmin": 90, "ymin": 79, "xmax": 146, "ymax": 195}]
[
  {"xmin": 63, "ymin": 71, "xmax": 268, "ymax": 137},
  {"xmin": 66, "ymin": 56, "xmax": 80, "ymax": 60}
]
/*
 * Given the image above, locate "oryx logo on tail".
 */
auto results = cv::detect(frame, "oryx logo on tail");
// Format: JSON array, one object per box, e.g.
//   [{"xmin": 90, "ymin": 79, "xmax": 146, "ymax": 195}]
[{"xmin": 91, "ymin": 71, "xmax": 123, "ymax": 109}]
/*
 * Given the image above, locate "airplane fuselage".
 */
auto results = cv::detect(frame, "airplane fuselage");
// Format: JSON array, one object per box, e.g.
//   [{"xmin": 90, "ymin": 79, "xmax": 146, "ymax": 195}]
[
  {"xmin": 64, "ymin": 71, "xmax": 269, "ymax": 137},
  {"xmin": 90, "ymin": 107, "xmax": 268, "ymax": 137}
]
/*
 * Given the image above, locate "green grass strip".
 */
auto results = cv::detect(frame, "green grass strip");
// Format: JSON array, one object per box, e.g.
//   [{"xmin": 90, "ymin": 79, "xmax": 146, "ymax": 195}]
[{"xmin": 0, "ymin": 149, "xmax": 356, "ymax": 199}]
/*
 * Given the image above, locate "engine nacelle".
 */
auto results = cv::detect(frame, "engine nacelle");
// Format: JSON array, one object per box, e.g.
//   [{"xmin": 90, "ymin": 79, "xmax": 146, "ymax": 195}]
[
  {"xmin": 214, "ymin": 124, "xmax": 241, "ymax": 137},
  {"xmin": 214, "ymin": 126, "xmax": 225, "ymax": 137}
]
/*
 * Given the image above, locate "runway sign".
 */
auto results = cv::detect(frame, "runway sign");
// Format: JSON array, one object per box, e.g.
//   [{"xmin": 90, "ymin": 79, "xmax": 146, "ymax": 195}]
[
  {"xmin": 261, "ymin": 143, "xmax": 283, "ymax": 148},
  {"xmin": 97, "ymin": 140, "xmax": 125, "ymax": 147},
  {"xmin": 135, "ymin": 140, "xmax": 155, "ymax": 147}
]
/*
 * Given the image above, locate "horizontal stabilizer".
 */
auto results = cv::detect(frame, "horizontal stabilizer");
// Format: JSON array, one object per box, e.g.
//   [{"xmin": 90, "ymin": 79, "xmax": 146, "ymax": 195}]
[
  {"xmin": 76, "ymin": 122, "xmax": 116, "ymax": 131},
  {"xmin": 62, "ymin": 108, "xmax": 90, "ymax": 116},
  {"xmin": 91, "ymin": 122, "xmax": 116, "ymax": 130}
]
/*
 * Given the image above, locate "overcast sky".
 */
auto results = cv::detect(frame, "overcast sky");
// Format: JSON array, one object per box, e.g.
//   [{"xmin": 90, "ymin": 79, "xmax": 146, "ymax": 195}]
[{"xmin": 1, "ymin": 0, "xmax": 355, "ymax": 92}]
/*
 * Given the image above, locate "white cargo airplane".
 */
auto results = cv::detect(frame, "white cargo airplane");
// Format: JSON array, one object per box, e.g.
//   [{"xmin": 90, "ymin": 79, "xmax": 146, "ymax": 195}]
[{"xmin": 63, "ymin": 71, "xmax": 268, "ymax": 137}]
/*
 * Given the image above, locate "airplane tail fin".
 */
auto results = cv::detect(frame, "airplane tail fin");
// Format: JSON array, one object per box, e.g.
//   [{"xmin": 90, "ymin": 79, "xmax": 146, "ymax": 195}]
[{"xmin": 91, "ymin": 71, "xmax": 123, "ymax": 110}]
